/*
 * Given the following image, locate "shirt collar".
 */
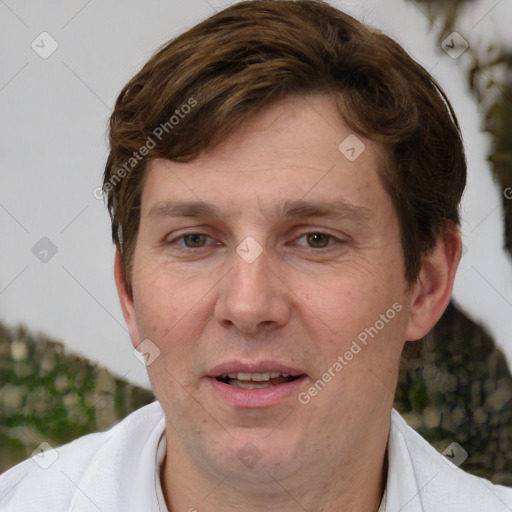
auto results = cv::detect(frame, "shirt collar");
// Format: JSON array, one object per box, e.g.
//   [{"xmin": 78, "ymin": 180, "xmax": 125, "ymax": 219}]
[{"xmin": 155, "ymin": 432, "xmax": 169, "ymax": 512}]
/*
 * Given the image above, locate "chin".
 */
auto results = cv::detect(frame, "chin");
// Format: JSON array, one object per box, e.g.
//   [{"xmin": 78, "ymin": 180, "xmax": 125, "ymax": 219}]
[{"xmin": 219, "ymin": 431, "xmax": 303, "ymax": 481}]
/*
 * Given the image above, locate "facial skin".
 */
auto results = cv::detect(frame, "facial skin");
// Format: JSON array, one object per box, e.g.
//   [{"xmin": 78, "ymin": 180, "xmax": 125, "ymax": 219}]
[{"xmin": 115, "ymin": 93, "xmax": 461, "ymax": 512}]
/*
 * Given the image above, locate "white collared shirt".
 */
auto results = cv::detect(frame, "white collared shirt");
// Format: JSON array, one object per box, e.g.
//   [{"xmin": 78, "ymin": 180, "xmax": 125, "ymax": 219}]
[{"xmin": 1, "ymin": 401, "xmax": 511, "ymax": 511}]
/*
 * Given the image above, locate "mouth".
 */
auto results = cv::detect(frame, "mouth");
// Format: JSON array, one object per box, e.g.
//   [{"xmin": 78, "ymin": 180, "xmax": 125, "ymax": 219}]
[{"xmin": 206, "ymin": 361, "xmax": 307, "ymax": 407}]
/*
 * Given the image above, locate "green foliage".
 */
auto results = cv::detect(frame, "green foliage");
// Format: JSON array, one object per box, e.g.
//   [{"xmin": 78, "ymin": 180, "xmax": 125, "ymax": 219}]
[
  {"xmin": 0, "ymin": 320, "xmax": 153, "ymax": 472},
  {"xmin": 408, "ymin": 373, "xmax": 430, "ymax": 412}
]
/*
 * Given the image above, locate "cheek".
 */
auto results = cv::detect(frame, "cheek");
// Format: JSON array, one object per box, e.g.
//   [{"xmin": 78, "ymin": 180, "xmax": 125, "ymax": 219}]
[
  {"xmin": 132, "ymin": 267, "xmax": 199, "ymax": 346},
  {"xmin": 311, "ymin": 271, "xmax": 407, "ymax": 358}
]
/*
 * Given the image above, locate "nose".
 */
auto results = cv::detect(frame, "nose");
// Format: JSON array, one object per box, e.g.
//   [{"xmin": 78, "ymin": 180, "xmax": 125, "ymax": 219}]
[{"xmin": 214, "ymin": 246, "xmax": 292, "ymax": 334}]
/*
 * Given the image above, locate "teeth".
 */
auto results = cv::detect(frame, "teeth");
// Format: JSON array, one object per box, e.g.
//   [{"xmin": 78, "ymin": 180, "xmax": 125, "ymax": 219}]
[
  {"xmin": 230, "ymin": 380, "xmax": 274, "ymax": 389},
  {"xmin": 222, "ymin": 372, "xmax": 292, "ymax": 381},
  {"xmin": 238, "ymin": 372, "xmax": 256, "ymax": 381},
  {"xmin": 250, "ymin": 372, "xmax": 271, "ymax": 381}
]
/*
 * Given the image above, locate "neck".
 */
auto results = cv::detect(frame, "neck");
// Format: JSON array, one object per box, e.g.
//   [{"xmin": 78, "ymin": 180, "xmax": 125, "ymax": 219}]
[{"xmin": 160, "ymin": 420, "xmax": 389, "ymax": 512}]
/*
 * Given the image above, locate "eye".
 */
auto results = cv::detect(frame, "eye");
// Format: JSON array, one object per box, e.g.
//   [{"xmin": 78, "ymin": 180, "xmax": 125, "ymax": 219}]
[
  {"xmin": 295, "ymin": 232, "xmax": 337, "ymax": 249},
  {"xmin": 171, "ymin": 233, "xmax": 214, "ymax": 248}
]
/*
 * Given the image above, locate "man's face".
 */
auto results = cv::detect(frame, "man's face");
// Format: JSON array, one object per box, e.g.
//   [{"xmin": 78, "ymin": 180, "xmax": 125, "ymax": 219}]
[{"xmin": 122, "ymin": 94, "xmax": 417, "ymax": 486}]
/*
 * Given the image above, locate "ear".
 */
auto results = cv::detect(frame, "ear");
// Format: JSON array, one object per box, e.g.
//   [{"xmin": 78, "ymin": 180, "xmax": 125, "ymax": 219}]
[
  {"xmin": 404, "ymin": 226, "xmax": 462, "ymax": 341},
  {"xmin": 114, "ymin": 250, "xmax": 140, "ymax": 348}
]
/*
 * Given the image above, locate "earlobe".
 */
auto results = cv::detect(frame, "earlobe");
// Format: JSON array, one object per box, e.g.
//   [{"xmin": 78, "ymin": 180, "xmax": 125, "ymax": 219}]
[
  {"xmin": 114, "ymin": 250, "xmax": 140, "ymax": 347},
  {"xmin": 404, "ymin": 227, "xmax": 462, "ymax": 341}
]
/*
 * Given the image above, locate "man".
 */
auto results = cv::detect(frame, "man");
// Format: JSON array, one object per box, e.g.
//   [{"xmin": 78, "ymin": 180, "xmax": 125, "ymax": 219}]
[{"xmin": 1, "ymin": 1, "xmax": 511, "ymax": 511}]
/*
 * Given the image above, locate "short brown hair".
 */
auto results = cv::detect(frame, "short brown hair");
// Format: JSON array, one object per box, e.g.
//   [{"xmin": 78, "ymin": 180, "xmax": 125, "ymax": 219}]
[{"xmin": 103, "ymin": 0, "xmax": 466, "ymax": 293}]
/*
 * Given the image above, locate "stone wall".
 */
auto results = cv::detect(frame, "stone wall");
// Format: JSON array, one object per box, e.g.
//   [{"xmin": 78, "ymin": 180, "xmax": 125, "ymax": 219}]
[
  {"xmin": 395, "ymin": 303, "xmax": 512, "ymax": 485},
  {"xmin": 0, "ymin": 322, "xmax": 154, "ymax": 473},
  {"xmin": 1, "ymin": 306, "xmax": 511, "ymax": 484}
]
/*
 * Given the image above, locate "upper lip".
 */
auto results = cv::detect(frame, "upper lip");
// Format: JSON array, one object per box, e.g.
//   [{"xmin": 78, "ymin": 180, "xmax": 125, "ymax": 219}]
[{"xmin": 206, "ymin": 360, "xmax": 307, "ymax": 378}]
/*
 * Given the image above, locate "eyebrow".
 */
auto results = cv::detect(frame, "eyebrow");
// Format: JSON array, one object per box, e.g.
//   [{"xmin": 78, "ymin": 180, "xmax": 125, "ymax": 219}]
[{"xmin": 147, "ymin": 199, "xmax": 371, "ymax": 222}]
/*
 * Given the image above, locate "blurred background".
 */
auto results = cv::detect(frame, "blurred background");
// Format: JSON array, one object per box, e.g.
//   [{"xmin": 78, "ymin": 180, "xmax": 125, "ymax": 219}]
[{"xmin": 1, "ymin": 0, "xmax": 511, "ymax": 481}]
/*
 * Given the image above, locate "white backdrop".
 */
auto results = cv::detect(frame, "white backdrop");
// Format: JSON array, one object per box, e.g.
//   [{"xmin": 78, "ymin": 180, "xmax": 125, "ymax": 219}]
[{"xmin": 1, "ymin": 0, "xmax": 511, "ymax": 388}]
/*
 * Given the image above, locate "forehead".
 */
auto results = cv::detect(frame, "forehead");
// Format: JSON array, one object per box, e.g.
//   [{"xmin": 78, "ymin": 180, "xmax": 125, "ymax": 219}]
[{"xmin": 141, "ymin": 94, "xmax": 390, "ymax": 217}]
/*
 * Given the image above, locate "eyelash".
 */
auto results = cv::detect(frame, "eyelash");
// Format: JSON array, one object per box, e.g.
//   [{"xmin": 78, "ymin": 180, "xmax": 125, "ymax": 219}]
[{"xmin": 167, "ymin": 231, "xmax": 341, "ymax": 250}]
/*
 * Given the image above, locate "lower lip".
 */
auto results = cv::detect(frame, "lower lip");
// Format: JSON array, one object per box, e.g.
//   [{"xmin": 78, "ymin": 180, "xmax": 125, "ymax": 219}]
[{"xmin": 206, "ymin": 375, "xmax": 308, "ymax": 408}]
